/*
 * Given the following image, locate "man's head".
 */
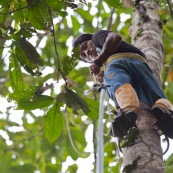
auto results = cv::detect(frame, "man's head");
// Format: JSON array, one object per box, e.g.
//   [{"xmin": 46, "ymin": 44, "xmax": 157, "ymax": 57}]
[{"xmin": 72, "ymin": 33, "xmax": 98, "ymax": 63}]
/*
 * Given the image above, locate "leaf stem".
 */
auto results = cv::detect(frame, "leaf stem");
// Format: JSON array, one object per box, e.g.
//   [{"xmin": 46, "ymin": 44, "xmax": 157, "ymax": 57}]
[
  {"xmin": 64, "ymin": 111, "xmax": 88, "ymax": 157},
  {"xmin": 107, "ymin": 8, "xmax": 115, "ymax": 31}
]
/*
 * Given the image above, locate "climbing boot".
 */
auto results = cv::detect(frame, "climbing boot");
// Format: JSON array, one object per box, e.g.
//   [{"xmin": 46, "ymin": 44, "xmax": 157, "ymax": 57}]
[
  {"xmin": 111, "ymin": 83, "xmax": 140, "ymax": 138},
  {"xmin": 152, "ymin": 98, "xmax": 173, "ymax": 139}
]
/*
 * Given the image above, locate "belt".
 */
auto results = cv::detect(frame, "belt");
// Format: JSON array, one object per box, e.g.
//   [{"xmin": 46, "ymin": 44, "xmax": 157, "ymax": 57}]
[{"xmin": 104, "ymin": 53, "xmax": 148, "ymax": 68}]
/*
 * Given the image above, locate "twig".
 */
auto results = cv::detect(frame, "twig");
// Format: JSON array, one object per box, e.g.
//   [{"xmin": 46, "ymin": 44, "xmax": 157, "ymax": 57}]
[
  {"xmin": 42, "ymin": 0, "xmax": 66, "ymax": 83},
  {"xmin": 107, "ymin": 8, "xmax": 115, "ymax": 31}
]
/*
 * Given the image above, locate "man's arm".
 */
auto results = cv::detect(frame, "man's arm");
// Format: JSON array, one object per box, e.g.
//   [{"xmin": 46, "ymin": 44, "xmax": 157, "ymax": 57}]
[
  {"xmin": 90, "ymin": 32, "xmax": 122, "ymax": 75},
  {"xmin": 97, "ymin": 32, "xmax": 122, "ymax": 64}
]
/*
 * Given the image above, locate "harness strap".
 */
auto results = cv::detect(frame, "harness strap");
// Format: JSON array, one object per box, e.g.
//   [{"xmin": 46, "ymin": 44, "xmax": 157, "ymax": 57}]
[{"xmin": 104, "ymin": 53, "xmax": 148, "ymax": 69}]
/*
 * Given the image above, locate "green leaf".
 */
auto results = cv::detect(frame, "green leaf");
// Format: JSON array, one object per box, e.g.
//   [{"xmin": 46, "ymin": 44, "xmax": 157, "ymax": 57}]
[
  {"xmin": 14, "ymin": 23, "xmax": 37, "ymax": 39},
  {"xmin": 165, "ymin": 82, "xmax": 173, "ymax": 103},
  {"xmin": 45, "ymin": 0, "xmax": 64, "ymax": 11},
  {"xmin": 15, "ymin": 40, "xmax": 42, "ymax": 76},
  {"xmin": 44, "ymin": 101, "xmax": 64, "ymax": 143},
  {"xmin": 71, "ymin": 16, "xmax": 81, "ymax": 30},
  {"xmin": 62, "ymin": 55, "xmax": 78, "ymax": 76},
  {"xmin": 72, "ymin": 46, "xmax": 80, "ymax": 60},
  {"xmin": 20, "ymin": 38, "xmax": 43, "ymax": 66},
  {"xmin": 63, "ymin": 88, "xmax": 90, "ymax": 114},
  {"xmin": 0, "ymin": 1, "xmax": 10, "ymax": 23},
  {"xmin": 165, "ymin": 154, "xmax": 173, "ymax": 173},
  {"xmin": 13, "ymin": 0, "xmax": 28, "ymax": 25},
  {"xmin": 17, "ymin": 95, "xmax": 54, "ymax": 110},
  {"xmin": 84, "ymin": 98, "xmax": 99, "ymax": 120},
  {"xmin": 104, "ymin": 0, "xmax": 122, "ymax": 8},
  {"xmin": 9, "ymin": 53, "xmax": 24, "ymax": 92},
  {"xmin": 66, "ymin": 164, "xmax": 78, "ymax": 173},
  {"xmin": 11, "ymin": 164, "xmax": 35, "ymax": 173},
  {"xmin": 26, "ymin": 0, "xmax": 52, "ymax": 30},
  {"xmin": 8, "ymin": 86, "xmax": 38, "ymax": 101}
]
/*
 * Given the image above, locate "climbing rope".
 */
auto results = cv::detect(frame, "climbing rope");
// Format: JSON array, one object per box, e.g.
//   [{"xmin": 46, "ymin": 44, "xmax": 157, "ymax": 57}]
[
  {"xmin": 87, "ymin": 75, "xmax": 121, "ymax": 173},
  {"xmin": 96, "ymin": 87, "xmax": 105, "ymax": 173}
]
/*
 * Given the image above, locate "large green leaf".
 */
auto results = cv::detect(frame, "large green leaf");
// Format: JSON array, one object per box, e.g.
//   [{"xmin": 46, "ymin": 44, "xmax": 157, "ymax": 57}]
[
  {"xmin": 44, "ymin": 101, "xmax": 64, "ymax": 143},
  {"xmin": 17, "ymin": 95, "xmax": 54, "ymax": 110},
  {"xmin": 0, "ymin": 1, "xmax": 11, "ymax": 23},
  {"xmin": 62, "ymin": 55, "xmax": 78, "ymax": 76},
  {"xmin": 9, "ymin": 53, "xmax": 24, "ymax": 92},
  {"xmin": 165, "ymin": 153, "xmax": 173, "ymax": 173},
  {"xmin": 8, "ymin": 86, "xmax": 38, "ymax": 102},
  {"xmin": 63, "ymin": 88, "xmax": 90, "ymax": 114},
  {"xmin": 15, "ymin": 39, "xmax": 42, "ymax": 76},
  {"xmin": 71, "ymin": 15, "xmax": 81, "ymax": 30},
  {"xmin": 13, "ymin": 0, "xmax": 28, "ymax": 25},
  {"xmin": 13, "ymin": 23, "xmax": 37, "ymax": 39},
  {"xmin": 84, "ymin": 98, "xmax": 99, "ymax": 120},
  {"xmin": 66, "ymin": 164, "xmax": 78, "ymax": 173},
  {"xmin": 26, "ymin": 0, "xmax": 52, "ymax": 30},
  {"xmin": 20, "ymin": 38, "xmax": 43, "ymax": 66},
  {"xmin": 45, "ymin": 0, "xmax": 64, "ymax": 11},
  {"xmin": 103, "ymin": 0, "xmax": 122, "ymax": 8}
]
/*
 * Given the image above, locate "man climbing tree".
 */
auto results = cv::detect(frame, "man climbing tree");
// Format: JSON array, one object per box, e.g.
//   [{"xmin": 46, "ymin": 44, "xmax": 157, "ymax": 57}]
[
  {"xmin": 1, "ymin": 0, "xmax": 173, "ymax": 172},
  {"xmin": 72, "ymin": 30, "xmax": 173, "ymax": 139}
]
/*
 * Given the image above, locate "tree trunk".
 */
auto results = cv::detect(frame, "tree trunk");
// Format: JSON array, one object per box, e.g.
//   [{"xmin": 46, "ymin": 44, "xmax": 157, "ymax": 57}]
[{"xmin": 122, "ymin": 1, "xmax": 165, "ymax": 172}]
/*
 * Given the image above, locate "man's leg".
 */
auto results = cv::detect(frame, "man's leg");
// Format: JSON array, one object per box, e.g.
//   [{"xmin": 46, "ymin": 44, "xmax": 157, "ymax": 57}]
[
  {"xmin": 152, "ymin": 98, "xmax": 173, "ymax": 139},
  {"xmin": 130, "ymin": 60, "xmax": 173, "ymax": 139},
  {"xmin": 111, "ymin": 83, "xmax": 140, "ymax": 137},
  {"xmin": 115, "ymin": 83, "xmax": 140, "ymax": 114},
  {"xmin": 104, "ymin": 59, "xmax": 140, "ymax": 137}
]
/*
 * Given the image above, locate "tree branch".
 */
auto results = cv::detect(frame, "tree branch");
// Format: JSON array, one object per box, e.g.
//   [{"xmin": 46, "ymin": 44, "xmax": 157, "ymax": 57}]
[
  {"xmin": 42, "ymin": 0, "xmax": 66, "ymax": 83},
  {"xmin": 107, "ymin": 8, "xmax": 115, "ymax": 31}
]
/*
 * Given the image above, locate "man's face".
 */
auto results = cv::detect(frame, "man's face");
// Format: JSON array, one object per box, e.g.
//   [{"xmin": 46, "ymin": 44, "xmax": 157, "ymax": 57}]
[{"xmin": 80, "ymin": 40, "xmax": 98, "ymax": 62}]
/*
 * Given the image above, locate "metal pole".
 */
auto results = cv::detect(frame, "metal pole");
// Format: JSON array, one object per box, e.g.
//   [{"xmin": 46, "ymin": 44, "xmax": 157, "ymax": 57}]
[{"xmin": 96, "ymin": 87, "xmax": 106, "ymax": 173}]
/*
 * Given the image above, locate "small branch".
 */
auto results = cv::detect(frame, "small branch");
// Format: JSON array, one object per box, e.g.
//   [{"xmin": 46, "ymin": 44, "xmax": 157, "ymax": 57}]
[
  {"xmin": 107, "ymin": 8, "xmax": 115, "ymax": 31},
  {"xmin": 42, "ymin": 0, "xmax": 66, "ymax": 83}
]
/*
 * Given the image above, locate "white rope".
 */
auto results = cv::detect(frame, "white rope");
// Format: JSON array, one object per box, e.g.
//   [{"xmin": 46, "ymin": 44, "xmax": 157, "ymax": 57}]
[
  {"xmin": 96, "ymin": 87, "xmax": 106, "ymax": 173},
  {"xmin": 92, "ymin": 74, "xmax": 121, "ymax": 172}
]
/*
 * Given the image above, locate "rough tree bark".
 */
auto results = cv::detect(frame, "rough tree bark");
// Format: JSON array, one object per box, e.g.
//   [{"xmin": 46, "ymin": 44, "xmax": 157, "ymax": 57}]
[{"xmin": 122, "ymin": 0, "xmax": 165, "ymax": 173}]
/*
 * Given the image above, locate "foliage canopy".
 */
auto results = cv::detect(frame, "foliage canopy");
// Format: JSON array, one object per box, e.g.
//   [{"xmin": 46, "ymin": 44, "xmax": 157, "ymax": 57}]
[{"xmin": 0, "ymin": 0, "xmax": 173, "ymax": 172}]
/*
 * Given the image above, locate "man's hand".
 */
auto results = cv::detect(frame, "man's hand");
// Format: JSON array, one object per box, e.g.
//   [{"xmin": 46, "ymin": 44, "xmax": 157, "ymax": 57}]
[
  {"xmin": 89, "ymin": 63, "xmax": 101, "ymax": 75},
  {"xmin": 96, "ymin": 71, "xmax": 104, "ymax": 83}
]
